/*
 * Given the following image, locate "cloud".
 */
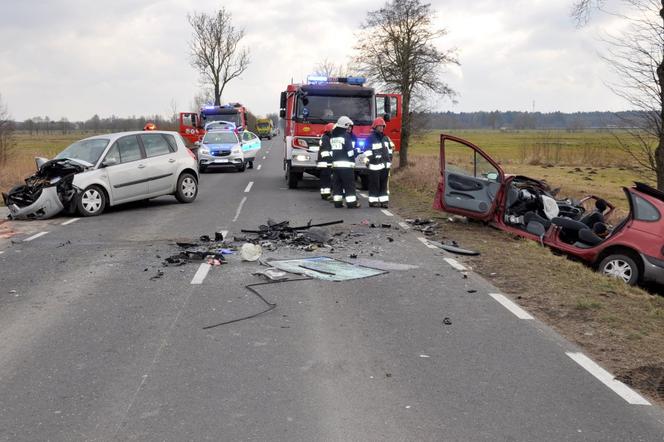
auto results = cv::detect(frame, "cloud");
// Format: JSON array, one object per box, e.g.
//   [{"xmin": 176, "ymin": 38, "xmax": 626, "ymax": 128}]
[{"xmin": 0, "ymin": 0, "xmax": 637, "ymax": 120}]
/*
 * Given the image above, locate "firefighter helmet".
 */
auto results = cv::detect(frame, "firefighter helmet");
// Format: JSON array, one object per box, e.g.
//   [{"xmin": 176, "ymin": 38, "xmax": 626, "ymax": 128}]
[
  {"xmin": 335, "ymin": 116, "xmax": 353, "ymax": 129},
  {"xmin": 324, "ymin": 123, "xmax": 335, "ymax": 133},
  {"xmin": 372, "ymin": 117, "xmax": 386, "ymax": 129},
  {"xmin": 143, "ymin": 122, "xmax": 157, "ymax": 131}
]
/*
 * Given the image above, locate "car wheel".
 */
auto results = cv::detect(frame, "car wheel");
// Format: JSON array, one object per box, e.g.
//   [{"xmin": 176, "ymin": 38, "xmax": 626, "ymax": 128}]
[
  {"xmin": 175, "ymin": 172, "xmax": 198, "ymax": 203},
  {"xmin": 599, "ymin": 254, "xmax": 640, "ymax": 285},
  {"xmin": 237, "ymin": 162, "xmax": 246, "ymax": 172},
  {"xmin": 77, "ymin": 185, "xmax": 106, "ymax": 217},
  {"xmin": 199, "ymin": 165, "xmax": 207, "ymax": 173}
]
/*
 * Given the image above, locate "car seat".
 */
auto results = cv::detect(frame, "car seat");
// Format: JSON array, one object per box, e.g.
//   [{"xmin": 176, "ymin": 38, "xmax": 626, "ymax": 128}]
[{"xmin": 579, "ymin": 199, "xmax": 608, "ymax": 227}]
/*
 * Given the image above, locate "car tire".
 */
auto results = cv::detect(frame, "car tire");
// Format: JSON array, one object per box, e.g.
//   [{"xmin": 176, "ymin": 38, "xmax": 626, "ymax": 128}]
[
  {"xmin": 287, "ymin": 162, "xmax": 300, "ymax": 189},
  {"xmin": 599, "ymin": 254, "xmax": 640, "ymax": 285},
  {"xmin": 77, "ymin": 185, "xmax": 106, "ymax": 217},
  {"xmin": 237, "ymin": 162, "xmax": 246, "ymax": 172},
  {"xmin": 199, "ymin": 165, "xmax": 207, "ymax": 173},
  {"xmin": 175, "ymin": 172, "xmax": 198, "ymax": 203}
]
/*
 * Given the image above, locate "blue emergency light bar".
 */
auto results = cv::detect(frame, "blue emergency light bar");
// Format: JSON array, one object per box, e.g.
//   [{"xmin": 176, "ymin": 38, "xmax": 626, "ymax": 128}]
[{"xmin": 307, "ymin": 75, "xmax": 366, "ymax": 86}]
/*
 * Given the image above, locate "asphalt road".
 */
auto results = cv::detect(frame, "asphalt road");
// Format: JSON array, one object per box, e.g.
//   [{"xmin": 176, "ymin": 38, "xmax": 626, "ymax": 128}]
[{"xmin": 1, "ymin": 138, "xmax": 664, "ymax": 441}]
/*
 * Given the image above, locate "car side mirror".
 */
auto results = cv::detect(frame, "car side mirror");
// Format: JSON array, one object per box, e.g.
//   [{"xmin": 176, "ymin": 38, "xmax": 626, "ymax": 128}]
[
  {"xmin": 101, "ymin": 158, "xmax": 118, "ymax": 168},
  {"xmin": 384, "ymin": 96, "xmax": 392, "ymax": 114},
  {"xmin": 279, "ymin": 110, "xmax": 286, "ymax": 118},
  {"xmin": 486, "ymin": 172, "xmax": 499, "ymax": 181},
  {"xmin": 384, "ymin": 113, "xmax": 391, "ymax": 122}
]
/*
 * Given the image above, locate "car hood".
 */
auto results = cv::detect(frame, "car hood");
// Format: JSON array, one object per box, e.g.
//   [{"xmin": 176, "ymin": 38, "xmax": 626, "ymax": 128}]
[{"xmin": 203, "ymin": 143, "xmax": 237, "ymax": 151}]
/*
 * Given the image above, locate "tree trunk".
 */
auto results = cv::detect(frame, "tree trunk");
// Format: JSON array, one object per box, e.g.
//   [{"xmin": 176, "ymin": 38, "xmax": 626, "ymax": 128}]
[
  {"xmin": 214, "ymin": 83, "xmax": 221, "ymax": 106},
  {"xmin": 399, "ymin": 93, "xmax": 411, "ymax": 169}
]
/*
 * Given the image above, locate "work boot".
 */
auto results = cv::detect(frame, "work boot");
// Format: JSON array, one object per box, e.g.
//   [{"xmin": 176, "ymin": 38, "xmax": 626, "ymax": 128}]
[
  {"xmin": 369, "ymin": 202, "xmax": 380, "ymax": 208},
  {"xmin": 321, "ymin": 194, "xmax": 330, "ymax": 200},
  {"xmin": 381, "ymin": 202, "xmax": 389, "ymax": 208},
  {"xmin": 347, "ymin": 202, "xmax": 361, "ymax": 209},
  {"xmin": 334, "ymin": 202, "xmax": 344, "ymax": 208},
  {"xmin": 248, "ymin": 161, "xmax": 254, "ymax": 169}
]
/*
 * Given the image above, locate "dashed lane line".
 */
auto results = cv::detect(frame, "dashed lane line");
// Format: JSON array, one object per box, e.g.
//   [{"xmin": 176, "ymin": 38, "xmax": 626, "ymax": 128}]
[
  {"xmin": 244, "ymin": 181, "xmax": 254, "ymax": 193},
  {"xmin": 399, "ymin": 221, "xmax": 410, "ymax": 230},
  {"xmin": 417, "ymin": 237, "xmax": 438, "ymax": 249},
  {"xmin": 257, "ymin": 164, "xmax": 262, "ymax": 171},
  {"xmin": 381, "ymin": 209, "xmax": 394, "ymax": 217},
  {"xmin": 444, "ymin": 257, "xmax": 467, "ymax": 271},
  {"xmin": 0, "ymin": 251, "xmax": 4, "ymax": 255},
  {"xmin": 61, "ymin": 218, "xmax": 80, "ymax": 226},
  {"xmin": 24, "ymin": 231, "xmax": 49, "ymax": 242},
  {"xmin": 262, "ymin": 156, "xmax": 266, "ymax": 160},
  {"xmin": 488, "ymin": 293, "xmax": 534, "ymax": 320},
  {"xmin": 190, "ymin": 263, "xmax": 211, "ymax": 285},
  {"xmin": 233, "ymin": 197, "xmax": 248, "ymax": 223},
  {"xmin": 566, "ymin": 352, "xmax": 651, "ymax": 405}
]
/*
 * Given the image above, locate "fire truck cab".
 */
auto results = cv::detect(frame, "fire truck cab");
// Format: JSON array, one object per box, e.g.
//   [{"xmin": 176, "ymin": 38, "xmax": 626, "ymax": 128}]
[
  {"xmin": 179, "ymin": 103, "xmax": 248, "ymax": 145},
  {"xmin": 279, "ymin": 76, "xmax": 402, "ymax": 189}
]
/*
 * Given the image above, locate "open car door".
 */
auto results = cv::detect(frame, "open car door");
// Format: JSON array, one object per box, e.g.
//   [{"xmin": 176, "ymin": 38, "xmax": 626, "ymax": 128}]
[
  {"xmin": 376, "ymin": 94, "xmax": 402, "ymax": 151},
  {"xmin": 433, "ymin": 134, "xmax": 505, "ymax": 222}
]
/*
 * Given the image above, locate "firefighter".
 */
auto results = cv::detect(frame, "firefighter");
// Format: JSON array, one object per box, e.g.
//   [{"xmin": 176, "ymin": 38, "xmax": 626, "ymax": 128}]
[
  {"xmin": 317, "ymin": 123, "xmax": 335, "ymax": 200},
  {"xmin": 143, "ymin": 122, "xmax": 157, "ymax": 131},
  {"xmin": 331, "ymin": 116, "xmax": 360, "ymax": 208},
  {"xmin": 365, "ymin": 117, "xmax": 393, "ymax": 208}
]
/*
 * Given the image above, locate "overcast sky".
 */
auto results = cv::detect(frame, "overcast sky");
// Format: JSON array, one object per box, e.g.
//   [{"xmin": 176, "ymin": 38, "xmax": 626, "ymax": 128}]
[{"xmin": 0, "ymin": 0, "xmax": 629, "ymax": 121}]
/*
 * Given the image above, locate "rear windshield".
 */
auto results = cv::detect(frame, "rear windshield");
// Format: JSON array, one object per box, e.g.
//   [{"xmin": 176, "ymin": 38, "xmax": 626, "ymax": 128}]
[
  {"xmin": 203, "ymin": 132, "xmax": 238, "ymax": 144},
  {"xmin": 55, "ymin": 138, "xmax": 110, "ymax": 165}
]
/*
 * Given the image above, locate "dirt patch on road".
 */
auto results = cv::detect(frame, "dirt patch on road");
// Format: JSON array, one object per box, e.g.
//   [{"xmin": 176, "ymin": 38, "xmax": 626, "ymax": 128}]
[{"xmin": 391, "ymin": 181, "xmax": 664, "ymax": 407}]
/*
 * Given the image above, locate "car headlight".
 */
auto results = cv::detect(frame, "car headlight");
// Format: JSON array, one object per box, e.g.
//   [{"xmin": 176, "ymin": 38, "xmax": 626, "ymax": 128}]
[
  {"xmin": 232, "ymin": 145, "xmax": 241, "ymax": 154},
  {"xmin": 199, "ymin": 146, "xmax": 210, "ymax": 154}
]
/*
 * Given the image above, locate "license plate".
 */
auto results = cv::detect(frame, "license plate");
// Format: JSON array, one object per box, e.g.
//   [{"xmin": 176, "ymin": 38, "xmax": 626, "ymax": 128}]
[{"xmin": 214, "ymin": 159, "xmax": 229, "ymax": 164}]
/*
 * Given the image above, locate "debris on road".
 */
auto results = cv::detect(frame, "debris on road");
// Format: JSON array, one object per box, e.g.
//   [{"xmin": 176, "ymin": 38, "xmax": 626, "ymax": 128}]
[
  {"xmin": 405, "ymin": 218, "xmax": 439, "ymax": 235},
  {"xmin": 240, "ymin": 243, "xmax": 263, "ymax": 262},
  {"xmin": 443, "ymin": 317, "xmax": 452, "ymax": 325},
  {"xmin": 252, "ymin": 268, "xmax": 288, "ymax": 281},
  {"xmin": 427, "ymin": 240, "xmax": 480, "ymax": 256},
  {"xmin": 268, "ymin": 256, "xmax": 386, "ymax": 281}
]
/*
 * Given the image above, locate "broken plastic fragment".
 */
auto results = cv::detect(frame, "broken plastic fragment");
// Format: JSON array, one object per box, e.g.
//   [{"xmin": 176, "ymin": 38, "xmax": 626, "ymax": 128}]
[{"xmin": 240, "ymin": 243, "xmax": 263, "ymax": 261}]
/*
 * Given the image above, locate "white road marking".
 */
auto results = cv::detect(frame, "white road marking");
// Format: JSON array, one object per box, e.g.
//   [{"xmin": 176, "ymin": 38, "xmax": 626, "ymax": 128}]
[
  {"xmin": 399, "ymin": 222, "xmax": 410, "ymax": 230},
  {"xmin": 232, "ymin": 197, "xmax": 248, "ymax": 223},
  {"xmin": 244, "ymin": 181, "xmax": 254, "ymax": 193},
  {"xmin": 61, "ymin": 218, "xmax": 80, "ymax": 226},
  {"xmin": 191, "ymin": 263, "xmax": 212, "ymax": 285},
  {"xmin": 24, "ymin": 231, "xmax": 49, "ymax": 242},
  {"xmin": 381, "ymin": 209, "xmax": 394, "ymax": 217},
  {"xmin": 257, "ymin": 164, "xmax": 262, "ymax": 170},
  {"xmin": 419, "ymin": 354, "xmax": 430, "ymax": 358},
  {"xmin": 417, "ymin": 237, "xmax": 438, "ymax": 249},
  {"xmin": 0, "ymin": 251, "xmax": 4, "ymax": 255},
  {"xmin": 489, "ymin": 293, "xmax": 534, "ymax": 320},
  {"xmin": 359, "ymin": 192, "xmax": 368, "ymax": 198},
  {"xmin": 262, "ymin": 156, "xmax": 266, "ymax": 160},
  {"xmin": 444, "ymin": 257, "xmax": 467, "ymax": 271},
  {"xmin": 566, "ymin": 352, "xmax": 651, "ymax": 405}
]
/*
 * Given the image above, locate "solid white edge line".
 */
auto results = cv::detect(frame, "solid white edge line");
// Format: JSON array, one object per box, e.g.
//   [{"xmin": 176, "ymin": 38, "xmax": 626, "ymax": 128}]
[
  {"xmin": 257, "ymin": 164, "xmax": 262, "ymax": 170},
  {"xmin": 232, "ymin": 197, "xmax": 248, "ymax": 223},
  {"xmin": 61, "ymin": 218, "xmax": 80, "ymax": 226},
  {"xmin": 444, "ymin": 257, "xmax": 467, "ymax": 271},
  {"xmin": 417, "ymin": 237, "xmax": 438, "ymax": 249},
  {"xmin": 381, "ymin": 209, "xmax": 394, "ymax": 217},
  {"xmin": 0, "ymin": 251, "xmax": 4, "ymax": 255},
  {"xmin": 359, "ymin": 192, "xmax": 368, "ymax": 198},
  {"xmin": 566, "ymin": 352, "xmax": 651, "ymax": 405},
  {"xmin": 488, "ymin": 293, "xmax": 534, "ymax": 320},
  {"xmin": 191, "ymin": 263, "xmax": 211, "ymax": 285},
  {"xmin": 244, "ymin": 181, "xmax": 254, "ymax": 193},
  {"xmin": 24, "ymin": 231, "xmax": 49, "ymax": 242},
  {"xmin": 399, "ymin": 221, "xmax": 410, "ymax": 230}
]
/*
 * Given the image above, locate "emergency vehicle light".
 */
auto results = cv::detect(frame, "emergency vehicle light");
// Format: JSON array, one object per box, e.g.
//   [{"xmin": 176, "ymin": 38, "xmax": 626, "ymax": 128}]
[{"xmin": 307, "ymin": 76, "xmax": 328, "ymax": 84}]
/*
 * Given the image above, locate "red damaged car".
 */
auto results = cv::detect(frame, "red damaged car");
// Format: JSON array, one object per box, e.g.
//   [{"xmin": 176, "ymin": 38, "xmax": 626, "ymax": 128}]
[{"xmin": 433, "ymin": 134, "xmax": 664, "ymax": 286}]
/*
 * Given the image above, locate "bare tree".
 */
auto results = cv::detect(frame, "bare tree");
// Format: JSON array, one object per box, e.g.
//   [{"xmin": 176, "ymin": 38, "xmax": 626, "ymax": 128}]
[
  {"xmin": 313, "ymin": 58, "xmax": 346, "ymax": 77},
  {"xmin": 0, "ymin": 95, "xmax": 15, "ymax": 167},
  {"xmin": 353, "ymin": 0, "xmax": 458, "ymax": 169},
  {"xmin": 190, "ymin": 88, "xmax": 214, "ymax": 112},
  {"xmin": 573, "ymin": 0, "xmax": 664, "ymax": 188},
  {"xmin": 188, "ymin": 8, "xmax": 250, "ymax": 106}
]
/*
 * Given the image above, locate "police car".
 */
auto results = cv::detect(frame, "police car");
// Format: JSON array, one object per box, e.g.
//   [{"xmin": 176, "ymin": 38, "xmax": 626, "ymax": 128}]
[{"xmin": 196, "ymin": 123, "xmax": 261, "ymax": 173}]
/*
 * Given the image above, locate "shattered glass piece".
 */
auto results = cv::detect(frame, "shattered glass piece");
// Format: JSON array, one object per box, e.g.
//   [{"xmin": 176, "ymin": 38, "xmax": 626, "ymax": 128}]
[
  {"xmin": 268, "ymin": 256, "xmax": 386, "ymax": 281},
  {"xmin": 252, "ymin": 268, "xmax": 288, "ymax": 281}
]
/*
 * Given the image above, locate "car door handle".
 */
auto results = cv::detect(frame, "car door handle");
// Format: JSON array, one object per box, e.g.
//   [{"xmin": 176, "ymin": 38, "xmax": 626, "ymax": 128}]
[
  {"xmin": 168, "ymin": 158, "xmax": 176, "ymax": 163},
  {"xmin": 137, "ymin": 164, "xmax": 146, "ymax": 169}
]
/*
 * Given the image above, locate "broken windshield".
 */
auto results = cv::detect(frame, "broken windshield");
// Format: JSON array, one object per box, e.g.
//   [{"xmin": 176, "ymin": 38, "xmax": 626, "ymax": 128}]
[
  {"xmin": 297, "ymin": 95, "xmax": 373, "ymax": 125},
  {"xmin": 55, "ymin": 138, "xmax": 110, "ymax": 165}
]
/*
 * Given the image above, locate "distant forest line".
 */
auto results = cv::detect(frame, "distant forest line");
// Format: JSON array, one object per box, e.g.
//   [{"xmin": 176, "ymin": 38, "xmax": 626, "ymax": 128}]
[{"xmin": 9, "ymin": 111, "xmax": 644, "ymax": 134}]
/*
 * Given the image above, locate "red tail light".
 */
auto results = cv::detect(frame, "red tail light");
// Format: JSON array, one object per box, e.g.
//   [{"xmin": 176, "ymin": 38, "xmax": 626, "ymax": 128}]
[{"xmin": 292, "ymin": 138, "xmax": 308, "ymax": 149}]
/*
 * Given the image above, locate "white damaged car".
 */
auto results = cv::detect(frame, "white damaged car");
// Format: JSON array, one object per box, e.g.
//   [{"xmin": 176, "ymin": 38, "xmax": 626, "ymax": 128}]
[{"xmin": 2, "ymin": 131, "xmax": 199, "ymax": 219}]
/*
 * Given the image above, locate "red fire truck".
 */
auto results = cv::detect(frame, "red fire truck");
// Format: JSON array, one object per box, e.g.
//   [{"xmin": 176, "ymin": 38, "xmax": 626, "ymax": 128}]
[
  {"xmin": 179, "ymin": 103, "xmax": 248, "ymax": 144},
  {"xmin": 279, "ymin": 76, "xmax": 402, "ymax": 189}
]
